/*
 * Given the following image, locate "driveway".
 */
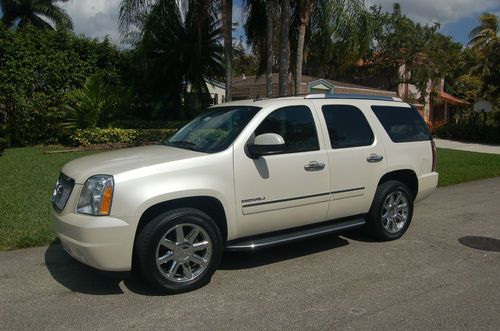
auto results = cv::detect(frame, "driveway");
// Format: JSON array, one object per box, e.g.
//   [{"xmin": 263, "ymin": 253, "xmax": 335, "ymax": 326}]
[
  {"xmin": 1, "ymin": 177, "xmax": 500, "ymax": 330},
  {"xmin": 435, "ymin": 138, "xmax": 500, "ymax": 155}
]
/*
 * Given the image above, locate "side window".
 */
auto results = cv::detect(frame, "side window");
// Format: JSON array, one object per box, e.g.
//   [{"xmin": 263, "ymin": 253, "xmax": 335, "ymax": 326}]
[
  {"xmin": 322, "ymin": 105, "xmax": 374, "ymax": 149},
  {"xmin": 371, "ymin": 106, "xmax": 431, "ymax": 143},
  {"xmin": 255, "ymin": 106, "xmax": 319, "ymax": 154}
]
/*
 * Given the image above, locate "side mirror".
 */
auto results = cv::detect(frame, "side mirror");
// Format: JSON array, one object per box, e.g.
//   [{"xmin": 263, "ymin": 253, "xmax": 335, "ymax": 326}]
[{"xmin": 247, "ymin": 133, "xmax": 285, "ymax": 158}]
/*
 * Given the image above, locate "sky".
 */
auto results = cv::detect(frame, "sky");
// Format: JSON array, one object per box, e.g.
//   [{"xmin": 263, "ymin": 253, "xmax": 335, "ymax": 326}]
[{"xmin": 2, "ymin": 0, "xmax": 500, "ymax": 46}]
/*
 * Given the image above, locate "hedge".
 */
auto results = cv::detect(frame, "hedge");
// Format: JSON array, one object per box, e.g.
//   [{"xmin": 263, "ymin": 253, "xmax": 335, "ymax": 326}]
[
  {"xmin": 70, "ymin": 128, "xmax": 177, "ymax": 147},
  {"xmin": 435, "ymin": 123, "xmax": 500, "ymax": 144},
  {"xmin": 108, "ymin": 120, "xmax": 187, "ymax": 129}
]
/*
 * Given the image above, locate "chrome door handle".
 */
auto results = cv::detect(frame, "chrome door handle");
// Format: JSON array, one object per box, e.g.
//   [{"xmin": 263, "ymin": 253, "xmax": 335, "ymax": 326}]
[
  {"xmin": 366, "ymin": 153, "xmax": 384, "ymax": 163},
  {"xmin": 304, "ymin": 161, "xmax": 325, "ymax": 171}
]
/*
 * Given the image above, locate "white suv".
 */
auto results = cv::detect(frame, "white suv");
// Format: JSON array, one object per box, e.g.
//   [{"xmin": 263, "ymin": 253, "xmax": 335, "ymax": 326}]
[{"xmin": 52, "ymin": 94, "xmax": 438, "ymax": 293}]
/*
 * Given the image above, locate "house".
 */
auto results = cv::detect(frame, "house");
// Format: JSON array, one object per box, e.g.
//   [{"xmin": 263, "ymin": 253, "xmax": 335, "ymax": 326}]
[
  {"xmin": 354, "ymin": 61, "xmax": 467, "ymax": 130},
  {"xmin": 232, "ymin": 73, "xmax": 397, "ymax": 100},
  {"xmin": 397, "ymin": 74, "xmax": 467, "ymax": 130},
  {"xmin": 186, "ymin": 79, "xmax": 226, "ymax": 106}
]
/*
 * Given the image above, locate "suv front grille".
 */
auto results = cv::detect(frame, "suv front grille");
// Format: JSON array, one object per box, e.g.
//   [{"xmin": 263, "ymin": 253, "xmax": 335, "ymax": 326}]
[{"xmin": 52, "ymin": 172, "xmax": 75, "ymax": 212}]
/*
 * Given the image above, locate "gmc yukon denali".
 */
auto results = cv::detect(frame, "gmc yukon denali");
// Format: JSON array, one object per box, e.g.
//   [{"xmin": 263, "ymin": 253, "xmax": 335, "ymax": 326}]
[{"xmin": 52, "ymin": 94, "xmax": 438, "ymax": 293}]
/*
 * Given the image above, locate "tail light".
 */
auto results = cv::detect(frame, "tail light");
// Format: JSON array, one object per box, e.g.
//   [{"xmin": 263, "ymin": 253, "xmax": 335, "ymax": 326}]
[{"xmin": 431, "ymin": 140, "xmax": 437, "ymax": 172}]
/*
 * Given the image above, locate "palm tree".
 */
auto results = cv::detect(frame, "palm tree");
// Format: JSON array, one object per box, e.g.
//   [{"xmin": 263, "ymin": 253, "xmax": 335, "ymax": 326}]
[
  {"xmin": 294, "ymin": 0, "xmax": 313, "ymax": 95},
  {"xmin": 468, "ymin": 12, "xmax": 498, "ymax": 50},
  {"xmin": 244, "ymin": 0, "xmax": 277, "ymax": 97},
  {"xmin": 223, "ymin": 0, "xmax": 233, "ymax": 102},
  {"xmin": 467, "ymin": 13, "xmax": 499, "ymax": 97},
  {"xmin": 119, "ymin": 0, "xmax": 223, "ymax": 118},
  {"xmin": 0, "ymin": 0, "xmax": 72, "ymax": 30},
  {"xmin": 265, "ymin": 0, "xmax": 274, "ymax": 97},
  {"xmin": 293, "ymin": 0, "xmax": 370, "ymax": 94},
  {"xmin": 278, "ymin": 0, "xmax": 290, "ymax": 96}
]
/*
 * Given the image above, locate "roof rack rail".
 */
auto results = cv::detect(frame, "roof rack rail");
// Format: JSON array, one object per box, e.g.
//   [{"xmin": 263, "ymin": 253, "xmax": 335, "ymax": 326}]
[{"xmin": 304, "ymin": 93, "xmax": 402, "ymax": 102}]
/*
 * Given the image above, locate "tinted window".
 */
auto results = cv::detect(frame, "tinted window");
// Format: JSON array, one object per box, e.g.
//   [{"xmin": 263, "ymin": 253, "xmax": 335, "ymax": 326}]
[
  {"xmin": 372, "ymin": 106, "xmax": 431, "ymax": 143},
  {"xmin": 322, "ymin": 105, "xmax": 374, "ymax": 149},
  {"xmin": 166, "ymin": 106, "xmax": 261, "ymax": 153},
  {"xmin": 255, "ymin": 106, "xmax": 319, "ymax": 153}
]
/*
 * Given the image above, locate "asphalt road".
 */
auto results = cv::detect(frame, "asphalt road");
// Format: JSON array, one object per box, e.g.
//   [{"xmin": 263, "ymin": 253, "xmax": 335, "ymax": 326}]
[{"xmin": 1, "ymin": 177, "xmax": 500, "ymax": 330}]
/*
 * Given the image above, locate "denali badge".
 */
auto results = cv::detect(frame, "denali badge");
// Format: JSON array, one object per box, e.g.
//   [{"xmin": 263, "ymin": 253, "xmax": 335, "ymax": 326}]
[{"xmin": 241, "ymin": 197, "xmax": 266, "ymax": 204}]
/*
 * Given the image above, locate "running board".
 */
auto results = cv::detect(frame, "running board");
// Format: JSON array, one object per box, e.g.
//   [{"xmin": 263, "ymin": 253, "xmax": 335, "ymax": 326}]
[{"xmin": 225, "ymin": 218, "xmax": 366, "ymax": 251}]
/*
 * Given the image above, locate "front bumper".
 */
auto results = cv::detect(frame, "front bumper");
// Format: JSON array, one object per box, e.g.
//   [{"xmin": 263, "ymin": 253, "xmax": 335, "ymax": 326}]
[
  {"xmin": 415, "ymin": 172, "xmax": 439, "ymax": 203},
  {"xmin": 53, "ymin": 211, "xmax": 135, "ymax": 272}
]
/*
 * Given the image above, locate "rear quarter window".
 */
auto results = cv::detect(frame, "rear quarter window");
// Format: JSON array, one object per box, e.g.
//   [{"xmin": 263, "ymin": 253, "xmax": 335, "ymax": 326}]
[{"xmin": 371, "ymin": 106, "xmax": 431, "ymax": 143}]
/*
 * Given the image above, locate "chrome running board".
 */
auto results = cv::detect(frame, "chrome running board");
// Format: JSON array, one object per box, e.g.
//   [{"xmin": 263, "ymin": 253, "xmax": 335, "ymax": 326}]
[{"xmin": 225, "ymin": 218, "xmax": 365, "ymax": 251}]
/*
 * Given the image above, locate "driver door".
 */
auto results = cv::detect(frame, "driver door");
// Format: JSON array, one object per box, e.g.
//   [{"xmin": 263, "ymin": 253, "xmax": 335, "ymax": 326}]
[{"xmin": 233, "ymin": 105, "xmax": 330, "ymax": 238}]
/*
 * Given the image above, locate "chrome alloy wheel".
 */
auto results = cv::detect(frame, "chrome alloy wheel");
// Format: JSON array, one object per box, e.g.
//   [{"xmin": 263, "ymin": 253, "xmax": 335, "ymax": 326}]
[
  {"xmin": 156, "ymin": 223, "xmax": 212, "ymax": 283},
  {"xmin": 381, "ymin": 191, "xmax": 409, "ymax": 234}
]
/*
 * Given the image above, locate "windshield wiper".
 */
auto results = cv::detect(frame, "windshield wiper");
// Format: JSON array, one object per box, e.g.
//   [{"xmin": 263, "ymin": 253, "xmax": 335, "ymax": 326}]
[{"xmin": 164, "ymin": 140, "xmax": 199, "ymax": 151}]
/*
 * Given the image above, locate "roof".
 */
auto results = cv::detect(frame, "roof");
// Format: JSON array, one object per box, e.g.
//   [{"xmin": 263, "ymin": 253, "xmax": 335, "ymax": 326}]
[
  {"xmin": 436, "ymin": 91, "xmax": 467, "ymax": 106},
  {"xmin": 214, "ymin": 93, "xmax": 404, "ymax": 109},
  {"xmin": 232, "ymin": 73, "xmax": 395, "ymax": 96},
  {"xmin": 206, "ymin": 79, "xmax": 225, "ymax": 89}
]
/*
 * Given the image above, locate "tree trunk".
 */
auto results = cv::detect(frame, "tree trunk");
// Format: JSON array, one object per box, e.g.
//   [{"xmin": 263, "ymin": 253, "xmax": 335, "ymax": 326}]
[
  {"xmin": 278, "ymin": 0, "xmax": 290, "ymax": 96},
  {"xmin": 295, "ymin": 23, "xmax": 306, "ymax": 95},
  {"xmin": 266, "ymin": 1, "xmax": 273, "ymax": 97},
  {"xmin": 223, "ymin": 0, "xmax": 233, "ymax": 102},
  {"xmin": 295, "ymin": 2, "xmax": 312, "ymax": 96}
]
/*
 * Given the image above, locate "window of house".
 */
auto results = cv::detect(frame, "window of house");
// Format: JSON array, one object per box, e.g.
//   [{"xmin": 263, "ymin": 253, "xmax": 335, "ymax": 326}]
[
  {"xmin": 255, "ymin": 106, "xmax": 319, "ymax": 154},
  {"xmin": 371, "ymin": 106, "xmax": 431, "ymax": 143},
  {"xmin": 322, "ymin": 105, "xmax": 374, "ymax": 149}
]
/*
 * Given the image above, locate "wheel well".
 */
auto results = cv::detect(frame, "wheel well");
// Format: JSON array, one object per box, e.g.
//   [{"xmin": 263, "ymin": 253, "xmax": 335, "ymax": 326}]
[
  {"xmin": 135, "ymin": 196, "xmax": 228, "ymax": 242},
  {"xmin": 379, "ymin": 170, "xmax": 418, "ymax": 199}
]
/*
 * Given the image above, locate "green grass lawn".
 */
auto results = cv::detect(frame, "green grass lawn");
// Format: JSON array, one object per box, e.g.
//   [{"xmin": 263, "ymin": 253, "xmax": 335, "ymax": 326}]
[
  {"xmin": 0, "ymin": 146, "xmax": 499, "ymax": 250},
  {"xmin": 436, "ymin": 148, "xmax": 500, "ymax": 187},
  {"xmin": 0, "ymin": 146, "xmax": 96, "ymax": 250}
]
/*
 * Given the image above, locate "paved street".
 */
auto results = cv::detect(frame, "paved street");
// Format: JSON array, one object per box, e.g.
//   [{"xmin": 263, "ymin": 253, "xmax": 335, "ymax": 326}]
[
  {"xmin": 1, "ymin": 177, "xmax": 500, "ymax": 330},
  {"xmin": 435, "ymin": 138, "xmax": 500, "ymax": 155}
]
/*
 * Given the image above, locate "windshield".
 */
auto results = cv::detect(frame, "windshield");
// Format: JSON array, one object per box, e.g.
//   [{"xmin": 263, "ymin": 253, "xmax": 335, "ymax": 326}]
[{"xmin": 164, "ymin": 106, "xmax": 261, "ymax": 153}]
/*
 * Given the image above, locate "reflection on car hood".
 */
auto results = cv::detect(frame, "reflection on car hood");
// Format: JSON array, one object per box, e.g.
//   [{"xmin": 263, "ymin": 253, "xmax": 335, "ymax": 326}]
[{"xmin": 62, "ymin": 145, "xmax": 203, "ymax": 183}]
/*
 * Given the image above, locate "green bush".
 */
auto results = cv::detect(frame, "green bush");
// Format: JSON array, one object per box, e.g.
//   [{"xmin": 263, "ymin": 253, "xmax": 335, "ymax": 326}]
[
  {"xmin": 70, "ymin": 128, "xmax": 177, "ymax": 147},
  {"xmin": 108, "ymin": 120, "xmax": 187, "ymax": 129},
  {"xmin": 435, "ymin": 123, "xmax": 500, "ymax": 144},
  {"xmin": 0, "ymin": 26, "xmax": 129, "ymax": 146}
]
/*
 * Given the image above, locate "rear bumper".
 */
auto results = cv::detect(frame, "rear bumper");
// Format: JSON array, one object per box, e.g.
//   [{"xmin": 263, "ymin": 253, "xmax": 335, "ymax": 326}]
[
  {"xmin": 415, "ymin": 172, "xmax": 439, "ymax": 203},
  {"xmin": 53, "ymin": 211, "xmax": 135, "ymax": 272}
]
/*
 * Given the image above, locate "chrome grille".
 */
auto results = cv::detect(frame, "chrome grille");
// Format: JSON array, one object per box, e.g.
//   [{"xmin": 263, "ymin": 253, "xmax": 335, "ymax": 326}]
[{"xmin": 52, "ymin": 172, "xmax": 75, "ymax": 212}]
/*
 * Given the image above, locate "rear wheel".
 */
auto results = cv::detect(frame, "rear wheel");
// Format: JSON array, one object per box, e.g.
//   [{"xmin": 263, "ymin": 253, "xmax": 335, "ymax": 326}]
[
  {"xmin": 135, "ymin": 208, "xmax": 223, "ymax": 293},
  {"xmin": 366, "ymin": 180, "xmax": 414, "ymax": 241}
]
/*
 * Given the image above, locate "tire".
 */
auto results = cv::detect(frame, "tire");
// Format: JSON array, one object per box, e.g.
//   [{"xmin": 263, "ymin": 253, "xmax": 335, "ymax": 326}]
[
  {"xmin": 135, "ymin": 208, "xmax": 223, "ymax": 294},
  {"xmin": 366, "ymin": 180, "xmax": 414, "ymax": 241}
]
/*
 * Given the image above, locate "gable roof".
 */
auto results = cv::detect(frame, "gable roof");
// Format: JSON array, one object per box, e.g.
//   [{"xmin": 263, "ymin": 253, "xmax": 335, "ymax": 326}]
[{"xmin": 232, "ymin": 73, "xmax": 394, "ymax": 95}]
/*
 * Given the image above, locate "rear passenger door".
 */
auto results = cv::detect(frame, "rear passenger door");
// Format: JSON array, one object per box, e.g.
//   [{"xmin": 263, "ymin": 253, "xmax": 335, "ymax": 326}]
[{"xmin": 313, "ymin": 101, "xmax": 388, "ymax": 220}]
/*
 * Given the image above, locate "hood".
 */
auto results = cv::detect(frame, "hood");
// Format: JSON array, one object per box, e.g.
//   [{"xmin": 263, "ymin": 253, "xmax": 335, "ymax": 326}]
[{"xmin": 62, "ymin": 145, "xmax": 204, "ymax": 184}]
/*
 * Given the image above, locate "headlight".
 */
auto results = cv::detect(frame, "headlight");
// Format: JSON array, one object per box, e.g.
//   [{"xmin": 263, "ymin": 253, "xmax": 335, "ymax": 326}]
[{"xmin": 77, "ymin": 175, "xmax": 114, "ymax": 216}]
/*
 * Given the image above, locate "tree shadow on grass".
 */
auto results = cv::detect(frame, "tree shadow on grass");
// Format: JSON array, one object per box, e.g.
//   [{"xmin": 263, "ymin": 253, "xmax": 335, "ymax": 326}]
[{"xmin": 45, "ymin": 233, "xmax": 351, "ymax": 295}]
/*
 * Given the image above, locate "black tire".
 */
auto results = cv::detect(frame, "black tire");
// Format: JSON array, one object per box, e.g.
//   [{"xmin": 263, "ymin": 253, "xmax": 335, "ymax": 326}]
[
  {"xmin": 366, "ymin": 180, "xmax": 414, "ymax": 241},
  {"xmin": 135, "ymin": 208, "xmax": 223, "ymax": 294}
]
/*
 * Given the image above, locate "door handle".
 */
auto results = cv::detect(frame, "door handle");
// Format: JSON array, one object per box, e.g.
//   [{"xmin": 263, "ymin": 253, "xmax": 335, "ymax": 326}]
[
  {"xmin": 366, "ymin": 153, "xmax": 384, "ymax": 163},
  {"xmin": 304, "ymin": 161, "xmax": 325, "ymax": 171}
]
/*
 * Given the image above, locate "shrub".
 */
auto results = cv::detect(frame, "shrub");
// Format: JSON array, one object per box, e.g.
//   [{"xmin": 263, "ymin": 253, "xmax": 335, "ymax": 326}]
[
  {"xmin": 0, "ymin": 26, "xmax": 129, "ymax": 146},
  {"xmin": 108, "ymin": 120, "xmax": 187, "ymax": 129},
  {"xmin": 70, "ymin": 128, "xmax": 177, "ymax": 147},
  {"xmin": 435, "ymin": 123, "xmax": 500, "ymax": 144}
]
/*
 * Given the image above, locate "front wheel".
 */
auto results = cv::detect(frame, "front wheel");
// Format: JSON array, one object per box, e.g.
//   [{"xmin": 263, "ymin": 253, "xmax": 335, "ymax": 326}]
[
  {"xmin": 366, "ymin": 180, "xmax": 414, "ymax": 241},
  {"xmin": 135, "ymin": 208, "xmax": 223, "ymax": 294}
]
